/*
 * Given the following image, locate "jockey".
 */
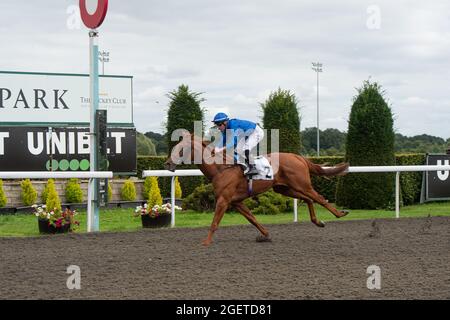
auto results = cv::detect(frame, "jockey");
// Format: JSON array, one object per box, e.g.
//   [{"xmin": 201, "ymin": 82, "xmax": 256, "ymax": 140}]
[{"xmin": 212, "ymin": 112, "xmax": 264, "ymax": 175}]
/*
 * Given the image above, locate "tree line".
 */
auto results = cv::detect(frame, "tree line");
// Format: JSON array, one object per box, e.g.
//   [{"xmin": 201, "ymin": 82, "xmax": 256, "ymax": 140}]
[
  {"xmin": 134, "ymin": 80, "xmax": 450, "ymax": 210},
  {"xmin": 139, "ymin": 127, "xmax": 449, "ymax": 157}
]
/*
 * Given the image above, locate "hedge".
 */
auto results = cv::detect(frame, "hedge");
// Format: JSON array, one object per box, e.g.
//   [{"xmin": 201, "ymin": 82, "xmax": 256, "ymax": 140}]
[
  {"xmin": 396, "ymin": 154, "xmax": 426, "ymax": 205},
  {"xmin": 137, "ymin": 154, "xmax": 426, "ymax": 206}
]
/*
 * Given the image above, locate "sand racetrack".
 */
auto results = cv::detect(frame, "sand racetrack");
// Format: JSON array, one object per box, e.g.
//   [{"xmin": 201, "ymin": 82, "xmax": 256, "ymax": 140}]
[{"xmin": 0, "ymin": 216, "xmax": 449, "ymax": 300}]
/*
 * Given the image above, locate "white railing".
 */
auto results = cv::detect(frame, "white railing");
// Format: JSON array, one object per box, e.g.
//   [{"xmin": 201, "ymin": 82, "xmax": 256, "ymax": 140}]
[
  {"xmin": 347, "ymin": 165, "xmax": 450, "ymax": 219},
  {"xmin": 143, "ymin": 170, "xmax": 203, "ymax": 227},
  {"xmin": 143, "ymin": 165, "xmax": 450, "ymax": 226}
]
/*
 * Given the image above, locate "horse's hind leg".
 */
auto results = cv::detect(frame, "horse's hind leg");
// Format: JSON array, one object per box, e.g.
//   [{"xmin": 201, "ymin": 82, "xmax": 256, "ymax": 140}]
[
  {"xmin": 273, "ymin": 186, "xmax": 324, "ymax": 227},
  {"xmin": 302, "ymin": 187, "xmax": 349, "ymax": 218},
  {"xmin": 233, "ymin": 202, "xmax": 271, "ymax": 241},
  {"xmin": 304, "ymin": 199, "xmax": 325, "ymax": 227}
]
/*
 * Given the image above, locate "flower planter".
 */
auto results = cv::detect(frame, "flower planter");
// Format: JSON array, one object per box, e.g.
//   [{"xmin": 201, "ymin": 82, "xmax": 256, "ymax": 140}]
[
  {"xmin": 141, "ymin": 214, "xmax": 171, "ymax": 228},
  {"xmin": 38, "ymin": 218, "xmax": 71, "ymax": 234}
]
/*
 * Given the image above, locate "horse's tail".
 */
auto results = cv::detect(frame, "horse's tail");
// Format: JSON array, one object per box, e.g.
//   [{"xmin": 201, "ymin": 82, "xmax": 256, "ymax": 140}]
[{"xmin": 303, "ymin": 157, "xmax": 349, "ymax": 177}]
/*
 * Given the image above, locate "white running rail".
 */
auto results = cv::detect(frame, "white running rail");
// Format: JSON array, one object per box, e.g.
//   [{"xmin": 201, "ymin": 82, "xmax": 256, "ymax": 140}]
[
  {"xmin": 143, "ymin": 165, "xmax": 450, "ymax": 226},
  {"xmin": 0, "ymin": 171, "xmax": 114, "ymax": 232}
]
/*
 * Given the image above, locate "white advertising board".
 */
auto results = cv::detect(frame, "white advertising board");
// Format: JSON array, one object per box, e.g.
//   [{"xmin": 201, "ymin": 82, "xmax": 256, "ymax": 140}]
[{"xmin": 0, "ymin": 71, "xmax": 133, "ymax": 125}]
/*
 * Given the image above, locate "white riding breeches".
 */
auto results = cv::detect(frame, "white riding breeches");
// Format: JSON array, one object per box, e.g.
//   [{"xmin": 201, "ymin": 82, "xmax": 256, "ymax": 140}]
[{"xmin": 235, "ymin": 125, "xmax": 264, "ymax": 155}]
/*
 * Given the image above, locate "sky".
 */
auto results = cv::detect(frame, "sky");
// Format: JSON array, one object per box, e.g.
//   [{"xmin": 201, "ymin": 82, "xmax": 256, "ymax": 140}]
[{"xmin": 0, "ymin": 0, "xmax": 449, "ymax": 139}]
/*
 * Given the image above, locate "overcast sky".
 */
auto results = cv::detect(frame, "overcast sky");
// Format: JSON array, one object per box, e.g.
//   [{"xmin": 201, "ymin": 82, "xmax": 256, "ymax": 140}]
[{"xmin": 1, "ymin": 0, "xmax": 449, "ymax": 139}]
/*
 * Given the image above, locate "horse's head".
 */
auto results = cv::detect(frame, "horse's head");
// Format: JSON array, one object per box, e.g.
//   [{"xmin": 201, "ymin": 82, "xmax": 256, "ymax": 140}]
[{"xmin": 164, "ymin": 131, "xmax": 205, "ymax": 171}]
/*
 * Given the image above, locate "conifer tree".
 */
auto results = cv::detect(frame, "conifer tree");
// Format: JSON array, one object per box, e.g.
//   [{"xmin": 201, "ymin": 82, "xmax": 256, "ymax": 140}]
[
  {"xmin": 148, "ymin": 177, "xmax": 163, "ymax": 207},
  {"xmin": 0, "ymin": 179, "xmax": 7, "ymax": 207},
  {"xmin": 65, "ymin": 178, "xmax": 83, "ymax": 203},
  {"xmin": 21, "ymin": 179, "xmax": 37, "ymax": 206},
  {"xmin": 166, "ymin": 85, "xmax": 205, "ymax": 152},
  {"xmin": 121, "ymin": 180, "xmax": 136, "ymax": 201},
  {"xmin": 174, "ymin": 177, "xmax": 182, "ymax": 199},
  {"xmin": 45, "ymin": 179, "xmax": 62, "ymax": 213},
  {"xmin": 261, "ymin": 88, "xmax": 301, "ymax": 154},
  {"xmin": 336, "ymin": 80, "xmax": 396, "ymax": 209}
]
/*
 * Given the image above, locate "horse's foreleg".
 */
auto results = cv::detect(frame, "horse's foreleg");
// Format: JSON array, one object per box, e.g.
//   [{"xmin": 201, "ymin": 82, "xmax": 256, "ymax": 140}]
[
  {"xmin": 202, "ymin": 197, "xmax": 229, "ymax": 246},
  {"xmin": 233, "ymin": 202, "xmax": 271, "ymax": 240}
]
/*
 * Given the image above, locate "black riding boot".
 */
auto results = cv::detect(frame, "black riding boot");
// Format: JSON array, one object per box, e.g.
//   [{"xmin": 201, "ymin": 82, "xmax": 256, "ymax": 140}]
[{"xmin": 245, "ymin": 149, "xmax": 257, "ymax": 175}]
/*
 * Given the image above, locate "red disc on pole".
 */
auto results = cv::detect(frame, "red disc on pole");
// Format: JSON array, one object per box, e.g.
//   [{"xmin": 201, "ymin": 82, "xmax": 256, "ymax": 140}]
[{"xmin": 79, "ymin": 0, "xmax": 108, "ymax": 29}]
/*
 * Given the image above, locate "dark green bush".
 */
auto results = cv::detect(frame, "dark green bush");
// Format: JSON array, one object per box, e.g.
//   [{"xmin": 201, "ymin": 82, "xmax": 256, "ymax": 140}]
[
  {"xmin": 182, "ymin": 184, "xmax": 216, "ymax": 212},
  {"xmin": 244, "ymin": 190, "xmax": 293, "ymax": 215},
  {"xmin": 182, "ymin": 184, "xmax": 293, "ymax": 214},
  {"xmin": 262, "ymin": 88, "xmax": 301, "ymax": 154},
  {"xmin": 307, "ymin": 156, "xmax": 345, "ymax": 203},
  {"xmin": 166, "ymin": 84, "xmax": 205, "ymax": 153},
  {"xmin": 336, "ymin": 80, "xmax": 396, "ymax": 209},
  {"xmin": 396, "ymin": 153, "xmax": 426, "ymax": 205}
]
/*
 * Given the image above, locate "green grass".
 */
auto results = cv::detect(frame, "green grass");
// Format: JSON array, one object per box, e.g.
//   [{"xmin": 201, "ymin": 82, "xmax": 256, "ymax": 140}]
[{"xmin": 0, "ymin": 202, "xmax": 449, "ymax": 238}]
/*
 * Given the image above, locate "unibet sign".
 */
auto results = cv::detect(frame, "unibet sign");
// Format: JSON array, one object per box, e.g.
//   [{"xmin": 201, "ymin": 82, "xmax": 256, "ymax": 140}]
[{"xmin": 0, "ymin": 127, "xmax": 136, "ymax": 174}]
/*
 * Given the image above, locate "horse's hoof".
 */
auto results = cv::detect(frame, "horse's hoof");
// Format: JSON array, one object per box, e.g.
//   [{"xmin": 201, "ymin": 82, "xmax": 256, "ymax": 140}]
[
  {"xmin": 256, "ymin": 234, "xmax": 272, "ymax": 242},
  {"xmin": 201, "ymin": 239, "xmax": 212, "ymax": 247},
  {"xmin": 316, "ymin": 221, "xmax": 325, "ymax": 227},
  {"xmin": 340, "ymin": 210, "xmax": 349, "ymax": 217}
]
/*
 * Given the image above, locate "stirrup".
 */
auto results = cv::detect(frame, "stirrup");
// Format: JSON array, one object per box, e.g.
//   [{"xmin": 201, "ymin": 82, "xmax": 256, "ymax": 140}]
[{"xmin": 245, "ymin": 165, "xmax": 258, "ymax": 176}]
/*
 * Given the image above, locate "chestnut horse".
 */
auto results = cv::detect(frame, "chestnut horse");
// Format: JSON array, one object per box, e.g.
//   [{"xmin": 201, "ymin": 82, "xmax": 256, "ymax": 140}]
[{"xmin": 165, "ymin": 134, "xmax": 349, "ymax": 246}]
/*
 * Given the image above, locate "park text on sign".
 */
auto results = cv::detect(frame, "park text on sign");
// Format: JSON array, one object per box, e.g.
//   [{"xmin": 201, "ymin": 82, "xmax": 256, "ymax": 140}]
[
  {"xmin": 0, "ymin": 71, "xmax": 133, "ymax": 125},
  {"xmin": 79, "ymin": 0, "xmax": 109, "ymax": 29},
  {"xmin": 0, "ymin": 127, "xmax": 136, "ymax": 174}
]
